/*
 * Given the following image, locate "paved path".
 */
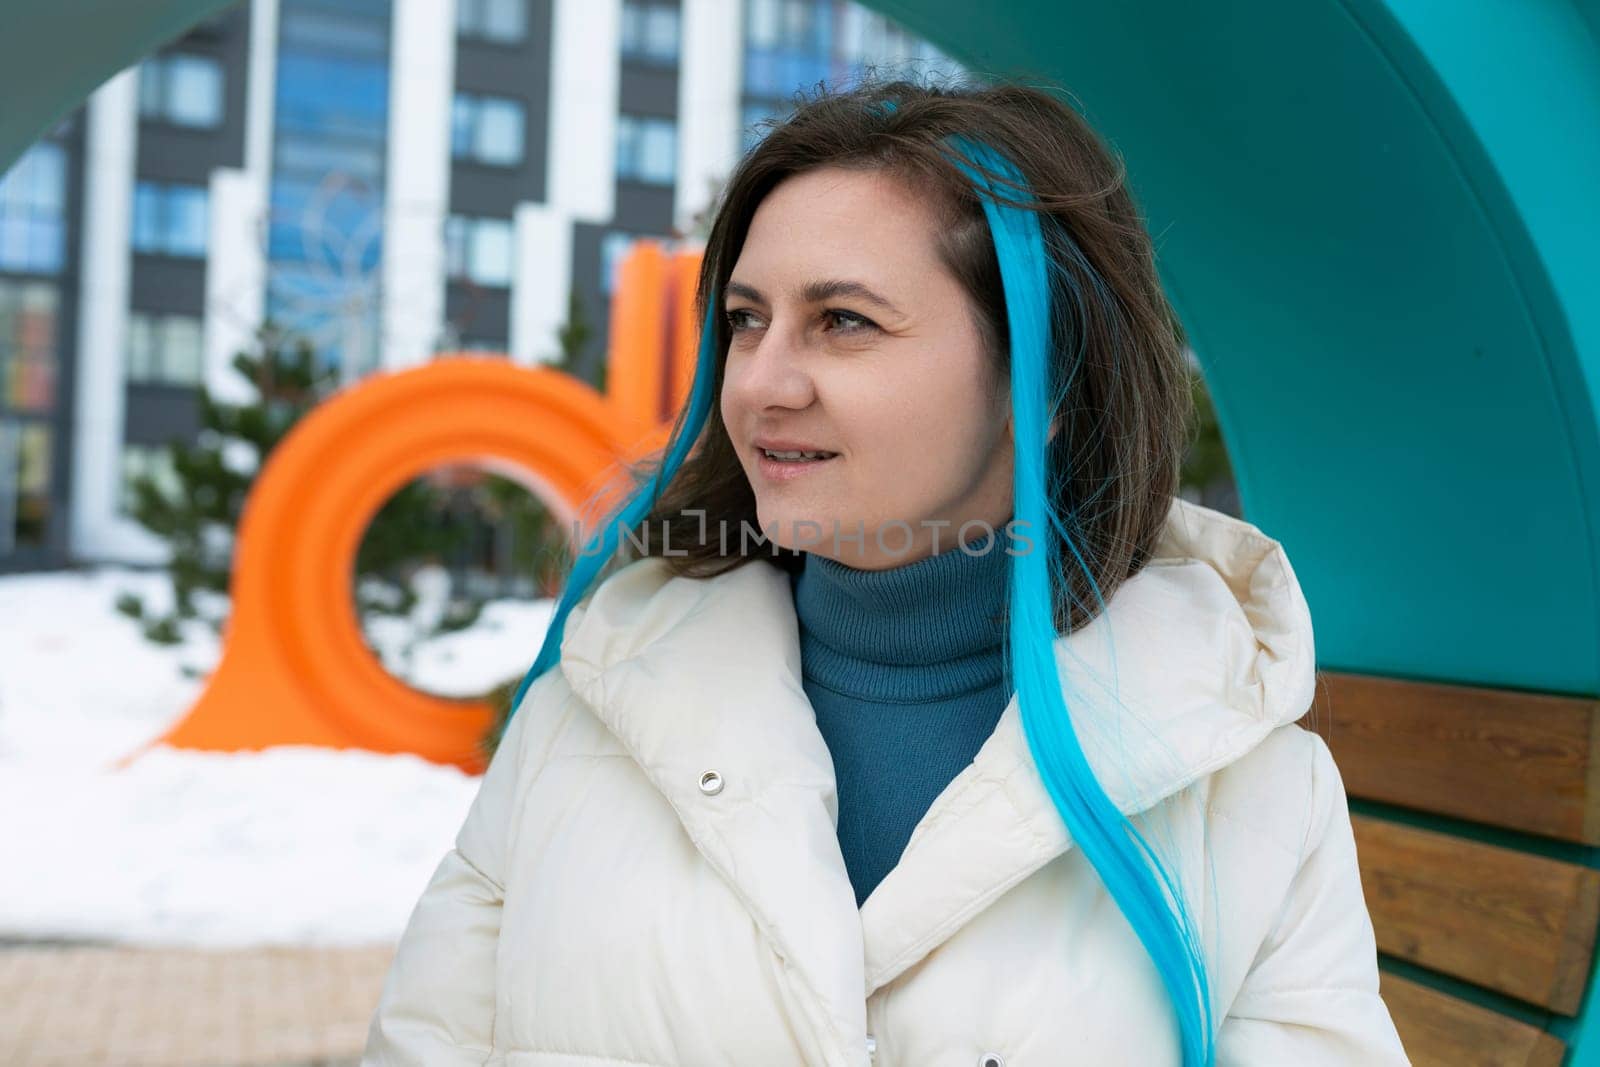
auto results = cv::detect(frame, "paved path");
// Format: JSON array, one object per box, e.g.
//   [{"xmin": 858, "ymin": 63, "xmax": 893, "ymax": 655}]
[{"xmin": 0, "ymin": 942, "xmax": 394, "ymax": 1066}]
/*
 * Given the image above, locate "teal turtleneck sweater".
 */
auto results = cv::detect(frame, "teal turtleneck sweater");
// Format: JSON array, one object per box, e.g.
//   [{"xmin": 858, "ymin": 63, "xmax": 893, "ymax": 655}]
[{"xmin": 789, "ymin": 536, "xmax": 1013, "ymax": 908}]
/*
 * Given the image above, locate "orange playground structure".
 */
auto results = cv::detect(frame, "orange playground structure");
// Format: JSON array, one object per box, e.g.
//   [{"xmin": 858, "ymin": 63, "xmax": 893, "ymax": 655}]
[{"xmin": 134, "ymin": 242, "xmax": 701, "ymax": 773}]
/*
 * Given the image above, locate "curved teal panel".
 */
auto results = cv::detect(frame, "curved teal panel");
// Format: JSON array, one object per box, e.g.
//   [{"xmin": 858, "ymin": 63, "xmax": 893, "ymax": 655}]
[
  {"xmin": 0, "ymin": 0, "xmax": 236, "ymax": 173},
  {"xmin": 1581, "ymin": 0, "xmax": 1600, "ymax": 46},
  {"xmin": 865, "ymin": 0, "xmax": 1600, "ymax": 1058},
  {"xmin": 868, "ymin": 0, "xmax": 1600, "ymax": 700}
]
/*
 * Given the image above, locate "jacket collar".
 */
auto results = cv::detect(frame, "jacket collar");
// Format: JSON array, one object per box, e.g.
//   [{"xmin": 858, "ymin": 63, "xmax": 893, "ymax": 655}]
[{"xmin": 557, "ymin": 497, "xmax": 1315, "ymax": 1065}]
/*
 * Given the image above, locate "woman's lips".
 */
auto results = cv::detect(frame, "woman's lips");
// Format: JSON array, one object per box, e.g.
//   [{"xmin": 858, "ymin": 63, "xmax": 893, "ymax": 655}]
[{"xmin": 755, "ymin": 450, "xmax": 839, "ymax": 483}]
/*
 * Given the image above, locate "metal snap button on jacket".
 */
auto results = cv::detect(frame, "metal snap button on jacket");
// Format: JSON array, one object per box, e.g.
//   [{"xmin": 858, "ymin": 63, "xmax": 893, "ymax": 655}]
[
  {"xmin": 978, "ymin": 1054, "xmax": 1004, "ymax": 1067},
  {"xmin": 698, "ymin": 770, "xmax": 724, "ymax": 795}
]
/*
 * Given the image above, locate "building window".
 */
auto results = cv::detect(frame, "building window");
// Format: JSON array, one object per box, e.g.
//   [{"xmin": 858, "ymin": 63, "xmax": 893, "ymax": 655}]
[
  {"xmin": 133, "ymin": 181, "xmax": 209, "ymax": 258},
  {"xmin": 128, "ymin": 312, "xmax": 204, "ymax": 386},
  {"xmin": 267, "ymin": 0, "xmax": 391, "ymax": 382},
  {"xmin": 621, "ymin": 2, "xmax": 681, "ymax": 64},
  {"xmin": 0, "ymin": 280, "xmax": 59, "ymax": 414},
  {"xmin": 445, "ymin": 215, "xmax": 514, "ymax": 287},
  {"xmin": 138, "ymin": 53, "xmax": 225, "ymax": 128},
  {"xmin": 457, "ymin": 0, "xmax": 527, "ymax": 43},
  {"xmin": 451, "ymin": 93, "xmax": 526, "ymax": 167},
  {"xmin": 0, "ymin": 418, "xmax": 52, "ymax": 551},
  {"xmin": 745, "ymin": 0, "xmax": 825, "ymax": 51},
  {"xmin": 0, "ymin": 142, "xmax": 66, "ymax": 275},
  {"xmin": 277, "ymin": 7, "xmax": 389, "ymax": 58},
  {"xmin": 274, "ymin": 134, "xmax": 384, "ymax": 184},
  {"xmin": 839, "ymin": 7, "xmax": 922, "ymax": 65},
  {"xmin": 119, "ymin": 442, "xmax": 182, "ymax": 516},
  {"xmin": 615, "ymin": 115, "xmax": 676, "ymax": 186},
  {"xmin": 741, "ymin": 0, "xmax": 965, "ymax": 103}
]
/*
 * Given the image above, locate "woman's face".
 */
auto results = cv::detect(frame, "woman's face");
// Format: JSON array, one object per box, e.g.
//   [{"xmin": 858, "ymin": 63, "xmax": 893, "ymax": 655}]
[{"xmin": 719, "ymin": 165, "xmax": 1014, "ymax": 570}]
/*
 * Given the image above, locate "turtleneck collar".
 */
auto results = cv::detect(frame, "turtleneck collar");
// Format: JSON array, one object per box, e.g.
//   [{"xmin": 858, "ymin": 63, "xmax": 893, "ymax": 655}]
[{"xmin": 789, "ymin": 532, "xmax": 1012, "ymax": 703}]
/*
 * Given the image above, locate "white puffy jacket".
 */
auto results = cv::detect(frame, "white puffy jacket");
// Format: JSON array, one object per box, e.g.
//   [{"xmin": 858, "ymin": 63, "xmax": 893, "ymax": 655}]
[{"xmin": 363, "ymin": 497, "xmax": 1410, "ymax": 1066}]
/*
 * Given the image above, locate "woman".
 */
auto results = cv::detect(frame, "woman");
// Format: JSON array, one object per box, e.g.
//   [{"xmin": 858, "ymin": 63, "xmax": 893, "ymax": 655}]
[{"xmin": 363, "ymin": 78, "xmax": 1408, "ymax": 1067}]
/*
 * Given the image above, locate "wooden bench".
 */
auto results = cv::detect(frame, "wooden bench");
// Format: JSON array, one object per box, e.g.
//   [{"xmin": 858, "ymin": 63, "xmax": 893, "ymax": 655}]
[{"xmin": 1298, "ymin": 671, "xmax": 1600, "ymax": 1067}]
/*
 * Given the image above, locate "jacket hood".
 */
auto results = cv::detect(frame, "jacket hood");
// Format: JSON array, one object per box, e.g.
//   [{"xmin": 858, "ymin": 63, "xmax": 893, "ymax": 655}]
[{"xmin": 555, "ymin": 496, "xmax": 1316, "ymax": 1053}]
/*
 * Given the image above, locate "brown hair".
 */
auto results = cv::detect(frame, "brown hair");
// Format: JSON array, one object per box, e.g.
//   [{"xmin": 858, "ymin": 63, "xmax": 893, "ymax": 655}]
[{"xmin": 605, "ymin": 74, "xmax": 1193, "ymax": 636}]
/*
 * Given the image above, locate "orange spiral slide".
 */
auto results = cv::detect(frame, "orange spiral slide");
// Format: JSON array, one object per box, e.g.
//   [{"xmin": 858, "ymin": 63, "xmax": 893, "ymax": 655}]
[{"xmin": 130, "ymin": 242, "xmax": 702, "ymax": 774}]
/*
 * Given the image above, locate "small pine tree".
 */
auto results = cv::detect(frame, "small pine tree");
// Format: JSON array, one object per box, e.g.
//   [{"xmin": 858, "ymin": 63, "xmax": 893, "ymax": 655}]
[
  {"xmin": 552, "ymin": 287, "xmax": 601, "ymax": 393},
  {"xmin": 355, "ymin": 478, "xmax": 474, "ymax": 619},
  {"xmin": 123, "ymin": 324, "xmax": 329, "ymax": 639},
  {"xmin": 479, "ymin": 473, "xmax": 570, "ymax": 598}
]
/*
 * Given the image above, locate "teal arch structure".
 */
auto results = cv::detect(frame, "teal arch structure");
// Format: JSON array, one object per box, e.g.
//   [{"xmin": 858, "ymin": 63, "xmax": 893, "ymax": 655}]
[
  {"xmin": 4, "ymin": 0, "xmax": 1599, "ymax": 1058},
  {"xmin": 858, "ymin": 0, "xmax": 1600, "ymax": 1058},
  {"xmin": 0, "ymin": 0, "xmax": 237, "ymax": 165}
]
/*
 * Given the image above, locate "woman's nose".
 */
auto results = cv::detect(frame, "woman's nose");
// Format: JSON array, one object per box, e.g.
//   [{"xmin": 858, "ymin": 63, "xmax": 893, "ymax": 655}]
[{"xmin": 732, "ymin": 329, "xmax": 815, "ymax": 411}]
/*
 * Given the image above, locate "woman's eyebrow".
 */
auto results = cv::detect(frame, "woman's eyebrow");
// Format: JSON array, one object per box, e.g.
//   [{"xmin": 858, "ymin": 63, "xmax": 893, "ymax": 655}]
[{"xmin": 724, "ymin": 278, "xmax": 902, "ymax": 315}]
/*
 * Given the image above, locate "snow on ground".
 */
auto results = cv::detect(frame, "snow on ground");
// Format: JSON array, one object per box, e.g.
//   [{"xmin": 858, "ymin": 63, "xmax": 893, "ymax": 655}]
[{"xmin": 0, "ymin": 566, "xmax": 554, "ymax": 947}]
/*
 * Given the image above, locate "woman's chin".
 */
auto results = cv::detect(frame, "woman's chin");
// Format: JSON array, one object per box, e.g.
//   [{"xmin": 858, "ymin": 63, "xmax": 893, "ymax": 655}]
[{"xmin": 756, "ymin": 514, "xmax": 850, "ymax": 555}]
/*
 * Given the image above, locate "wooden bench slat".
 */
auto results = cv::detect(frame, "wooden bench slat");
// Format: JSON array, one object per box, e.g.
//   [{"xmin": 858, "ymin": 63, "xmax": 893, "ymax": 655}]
[
  {"xmin": 1379, "ymin": 971, "xmax": 1566, "ymax": 1067},
  {"xmin": 1302, "ymin": 671, "xmax": 1600, "ymax": 844},
  {"xmin": 1354, "ymin": 814, "xmax": 1600, "ymax": 1014}
]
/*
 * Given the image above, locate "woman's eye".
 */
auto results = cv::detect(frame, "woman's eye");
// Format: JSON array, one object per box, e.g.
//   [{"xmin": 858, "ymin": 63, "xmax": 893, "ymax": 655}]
[
  {"xmin": 723, "ymin": 308, "xmax": 876, "ymax": 335},
  {"xmin": 823, "ymin": 309, "xmax": 875, "ymax": 334},
  {"xmin": 724, "ymin": 308, "xmax": 759, "ymax": 332}
]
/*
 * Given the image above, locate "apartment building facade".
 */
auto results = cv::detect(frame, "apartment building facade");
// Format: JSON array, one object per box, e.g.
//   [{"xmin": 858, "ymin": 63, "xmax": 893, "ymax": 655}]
[{"xmin": 0, "ymin": 0, "xmax": 961, "ymax": 572}]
